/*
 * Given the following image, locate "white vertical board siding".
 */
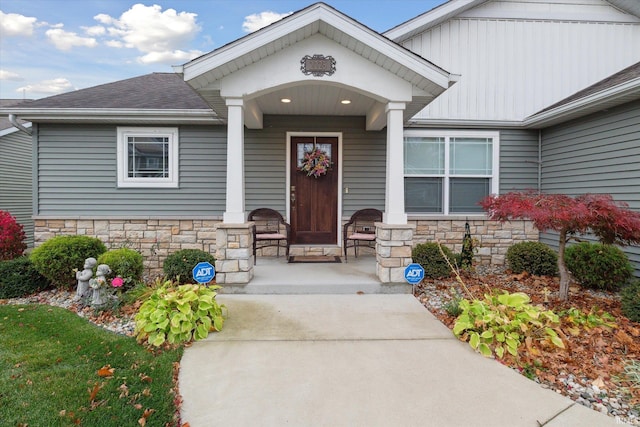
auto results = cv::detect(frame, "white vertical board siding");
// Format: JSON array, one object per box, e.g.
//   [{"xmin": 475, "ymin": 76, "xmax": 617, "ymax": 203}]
[
  {"xmin": 403, "ymin": 18, "xmax": 640, "ymax": 122},
  {"xmin": 36, "ymin": 124, "xmax": 227, "ymax": 216},
  {"xmin": 539, "ymin": 100, "xmax": 640, "ymax": 276},
  {"xmin": 0, "ymin": 130, "xmax": 33, "ymax": 246}
]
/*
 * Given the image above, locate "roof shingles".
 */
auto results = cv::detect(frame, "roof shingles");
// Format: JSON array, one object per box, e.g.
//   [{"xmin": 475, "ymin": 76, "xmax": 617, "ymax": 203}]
[
  {"xmin": 17, "ymin": 73, "xmax": 211, "ymax": 110},
  {"xmin": 537, "ymin": 61, "xmax": 640, "ymax": 114}
]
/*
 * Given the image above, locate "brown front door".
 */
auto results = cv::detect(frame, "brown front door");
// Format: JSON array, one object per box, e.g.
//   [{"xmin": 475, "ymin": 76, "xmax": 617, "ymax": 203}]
[{"xmin": 290, "ymin": 136, "xmax": 338, "ymax": 244}]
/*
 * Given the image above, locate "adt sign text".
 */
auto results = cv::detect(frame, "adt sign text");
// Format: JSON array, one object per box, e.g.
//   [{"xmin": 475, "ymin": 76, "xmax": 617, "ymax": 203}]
[
  {"xmin": 192, "ymin": 262, "xmax": 215, "ymax": 284},
  {"xmin": 404, "ymin": 263, "xmax": 425, "ymax": 285}
]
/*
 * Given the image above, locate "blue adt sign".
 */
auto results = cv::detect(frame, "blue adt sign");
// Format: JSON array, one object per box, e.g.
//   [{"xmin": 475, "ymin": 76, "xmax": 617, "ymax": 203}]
[
  {"xmin": 192, "ymin": 262, "xmax": 215, "ymax": 284},
  {"xmin": 404, "ymin": 263, "xmax": 425, "ymax": 285}
]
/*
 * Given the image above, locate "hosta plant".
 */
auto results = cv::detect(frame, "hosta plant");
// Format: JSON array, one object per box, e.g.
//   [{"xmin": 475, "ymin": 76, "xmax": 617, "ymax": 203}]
[
  {"xmin": 134, "ymin": 280, "xmax": 225, "ymax": 347},
  {"xmin": 453, "ymin": 291, "xmax": 565, "ymax": 359},
  {"xmin": 560, "ymin": 306, "xmax": 616, "ymax": 333}
]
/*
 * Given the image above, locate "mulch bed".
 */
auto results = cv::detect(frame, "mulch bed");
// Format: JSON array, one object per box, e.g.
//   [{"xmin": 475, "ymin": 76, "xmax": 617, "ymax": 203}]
[{"xmin": 415, "ymin": 267, "xmax": 640, "ymax": 423}]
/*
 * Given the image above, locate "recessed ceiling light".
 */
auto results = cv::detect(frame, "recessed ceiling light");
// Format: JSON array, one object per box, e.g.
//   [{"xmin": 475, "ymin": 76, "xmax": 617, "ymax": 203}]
[
  {"xmin": 341, "ymin": 99, "xmax": 351, "ymax": 105},
  {"xmin": 281, "ymin": 98, "xmax": 291, "ymax": 103}
]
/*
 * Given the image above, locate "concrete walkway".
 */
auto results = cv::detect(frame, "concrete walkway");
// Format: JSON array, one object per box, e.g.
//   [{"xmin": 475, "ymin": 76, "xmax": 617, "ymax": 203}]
[{"xmin": 179, "ymin": 295, "xmax": 618, "ymax": 427}]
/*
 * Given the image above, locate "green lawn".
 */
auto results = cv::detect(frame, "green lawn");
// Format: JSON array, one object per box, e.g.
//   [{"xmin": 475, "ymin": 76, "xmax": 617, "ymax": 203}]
[{"xmin": 0, "ymin": 305, "xmax": 183, "ymax": 426}]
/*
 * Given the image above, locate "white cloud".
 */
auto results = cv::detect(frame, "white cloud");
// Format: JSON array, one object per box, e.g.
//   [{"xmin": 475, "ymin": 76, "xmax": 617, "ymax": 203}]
[
  {"xmin": 105, "ymin": 39, "xmax": 124, "ymax": 48},
  {"xmin": 82, "ymin": 25, "xmax": 106, "ymax": 36},
  {"xmin": 0, "ymin": 69, "xmax": 24, "ymax": 81},
  {"xmin": 242, "ymin": 11, "xmax": 292, "ymax": 33},
  {"xmin": 16, "ymin": 77, "xmax": 74, "ymax": 95},
  {"xmin": 138, "ymin": 49, "xmax": 202, "ymax": 64},
  {"xmin": 96, "ymin": 4, "xmax": 202, "ymax": 64},
  {"xmin": 46, "ymin": 27, "xmax": 98, "ymax": 51},
  {"xmin": 0, "ymin": 11, "xmax": 38, "ymax": 37},
  {"xmin": 93, "ymin": 13, "xmax": 115, "ymax": 26}
]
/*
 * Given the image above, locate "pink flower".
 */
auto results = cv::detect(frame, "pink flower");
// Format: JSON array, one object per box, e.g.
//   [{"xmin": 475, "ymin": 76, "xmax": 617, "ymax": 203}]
[{"xmin": 111, "ymin": 277, "xmax": 124, "ymax": 288}]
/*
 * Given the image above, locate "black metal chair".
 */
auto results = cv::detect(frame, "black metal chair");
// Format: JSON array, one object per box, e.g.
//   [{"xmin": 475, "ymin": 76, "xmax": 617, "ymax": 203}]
[
  {"xmin": 343, "ymin": 208, "xmax": 382, "ymax": 262},
  {"xmin": 248, "ymin": 208, "xmax": 291, "ymax": 264}
]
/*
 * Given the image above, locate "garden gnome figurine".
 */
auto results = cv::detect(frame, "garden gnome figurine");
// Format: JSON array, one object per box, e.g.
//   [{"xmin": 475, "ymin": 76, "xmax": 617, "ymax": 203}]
[
  {"xmin": 76, "ymin": 257, "xmax": 96, "ymax": 299},
  {"xmin": 90, "ymin": 264, "xmax": 111, "ymax": 307}
]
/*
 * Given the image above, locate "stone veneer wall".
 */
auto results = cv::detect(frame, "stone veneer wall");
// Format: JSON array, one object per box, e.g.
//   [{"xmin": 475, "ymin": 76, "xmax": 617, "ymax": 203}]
[
  {"xmin": 34, "ymin": 219, "xmax": 219, "ymax": 279},
  {"xmin": 411, "ymin": 219, "xmax": 538, "ymax": 265},
  {"xmin": 34, "ymin": 218, "xmax": 538, "ymax": 281}
]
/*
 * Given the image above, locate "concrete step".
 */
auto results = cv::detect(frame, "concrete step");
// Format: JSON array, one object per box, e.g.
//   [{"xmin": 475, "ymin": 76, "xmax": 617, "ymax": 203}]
[
  {"xmin": 219, "ymin": 281, "xmax": 411, "ymax": 295},
  {"xmin": 216, "ymin": 256, "xmax": 411, "ymax": 295}
]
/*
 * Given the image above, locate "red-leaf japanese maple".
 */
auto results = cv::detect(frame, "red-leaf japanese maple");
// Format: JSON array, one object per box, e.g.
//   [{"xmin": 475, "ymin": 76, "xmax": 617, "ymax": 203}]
[
  {"xmin": 0, "ymin": 210, "xmax": 26, "ymax": 261},
  {"xmin": 480, "ymin": 191, "xmax": 640, "ymax": 301}
]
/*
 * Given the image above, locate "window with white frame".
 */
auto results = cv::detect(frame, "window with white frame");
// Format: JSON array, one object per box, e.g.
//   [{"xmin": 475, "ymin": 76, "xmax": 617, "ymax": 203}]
[
  {"xmin": 404, "ymin": 131, "xmax": 499, "ymax": 214},
  {"xmin": 117, "ymin": 127, "xmax": 179, "ymax": 188}
]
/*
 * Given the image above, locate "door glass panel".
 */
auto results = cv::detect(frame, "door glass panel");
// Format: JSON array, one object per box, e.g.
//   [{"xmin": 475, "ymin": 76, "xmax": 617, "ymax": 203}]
[{"xmin": 297, "ymin": 142, "xmax": 332, "ymax": 168}]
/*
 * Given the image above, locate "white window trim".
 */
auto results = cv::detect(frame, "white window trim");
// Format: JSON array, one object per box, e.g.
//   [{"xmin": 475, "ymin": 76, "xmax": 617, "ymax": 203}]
[
  {"xmin": 404, "ymin": 129, "xmax": 500, "ymax": 215},
  {"xmin": 117, "ymin": 127, "xmax": 179, "ymax": 188}
]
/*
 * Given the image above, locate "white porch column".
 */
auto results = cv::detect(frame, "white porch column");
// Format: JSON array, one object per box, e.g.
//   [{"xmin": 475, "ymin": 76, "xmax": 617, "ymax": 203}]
[
  {"xmin": 223, "ymin": 98, "xmax": 246, "ymax": 223},
  {"xmin": 384, "ymin": 102, "xmax": 407, "ymax": 224}
]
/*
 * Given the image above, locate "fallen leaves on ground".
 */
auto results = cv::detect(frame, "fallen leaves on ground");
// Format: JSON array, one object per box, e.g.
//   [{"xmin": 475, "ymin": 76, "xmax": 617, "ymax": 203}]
[
  {"xmin": 416, "ymin": 269, "xmax": 640, "ymax": 407},
  {"xmin": 97, "ymin": 365, "xmax": 115, "ymax": 378},
  {"xmin": 88, "ymin": 382, "xmax": 104, "ymax": 402}
]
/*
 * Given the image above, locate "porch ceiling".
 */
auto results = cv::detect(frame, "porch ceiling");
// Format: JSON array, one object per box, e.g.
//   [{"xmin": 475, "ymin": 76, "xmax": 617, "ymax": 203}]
[{"xmin": 257, "ymin": 85, "xmax": 377, "ymax": 116}]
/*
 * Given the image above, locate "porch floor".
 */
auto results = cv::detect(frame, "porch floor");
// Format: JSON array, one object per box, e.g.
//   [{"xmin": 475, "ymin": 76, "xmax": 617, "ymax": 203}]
[{"xmin": 218, "ymin": 255, "xmax": 411, "ymax": 295}]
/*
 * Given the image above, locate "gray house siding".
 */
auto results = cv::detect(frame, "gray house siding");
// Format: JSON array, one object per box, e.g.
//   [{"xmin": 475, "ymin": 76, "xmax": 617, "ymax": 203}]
[
  {"xmin": 539, "ymin": 99, "xmax": 640, "ymax": 275},
  {"xmin": 36, "ymin": 124, "xmax": 227, "ymax": 217},
  {"xmin": 0, "ymin": 128, "xmax": 34, "ymax": 247},
  {"xmin": 35, "ymin": 121, "xmax": 540, "ymax": 222},
  {"xmin": 499, "ymin": 129, "xmax": 540, "ymax": 193},
  {"xmin": 245, "ymin": 115, "xmax": 387, "ymax": 217},
  {"xmin": 244, "ymin": 122, "xmax": 539, "ymax": 217}
]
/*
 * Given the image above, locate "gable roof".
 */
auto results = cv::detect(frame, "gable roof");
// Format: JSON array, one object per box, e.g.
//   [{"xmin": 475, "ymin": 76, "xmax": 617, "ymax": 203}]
[
  {"xmin": 1, "ymin": 73, "xmax": 219, "ymax": 124},
  {"xmin": 180, "ymin": 2, "xmax": 456, "ymax": 123},
  {"xmin": 525, "ymin": 61, "xmax": 640, "ymax": 128},
  {"xmin": 183, "ymin": 2, "xmax": 452, "ymax": 88},
  {"xmin": 384, "ymin": 0, "xmax": 640, "ymax": 43}
]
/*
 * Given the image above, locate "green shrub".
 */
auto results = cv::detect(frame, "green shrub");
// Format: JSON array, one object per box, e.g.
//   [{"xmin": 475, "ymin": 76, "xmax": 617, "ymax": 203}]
[
  {"xmin": 163, "ymin": 249, "xmax": 216, "ymax": 284},
  {"xmin": 506, "ymin": 241, "xmax": 558, "ymax": 276},
  {"xmin": 30, "ymin": 235, "xmax": 107, "ymax": 289},
  {"xmin": 97, "ymin": 248, "xmax": 144, "ymax": 290},
  {"xmin": 621, "ymin": 280, "xmax": 640, "ymax": 323},
  {"xmin": 0, "ymin": 257, "xmax": 52, "ymax": 298},
  {"xmin": 412, "ymin": 242, "xmax": 455, "ymax": 279},
  {"xmin": 564, "ymin": 242, "xmax": 633, "ymax": 291},
  {"xmin": 134, "ymin": 280, "xmax": 225, "ymax": 347}
]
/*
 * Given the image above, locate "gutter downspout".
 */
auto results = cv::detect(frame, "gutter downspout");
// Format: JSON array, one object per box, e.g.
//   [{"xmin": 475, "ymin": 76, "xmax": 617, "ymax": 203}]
[
  {"xmin": 538, "ymin": 129, "xmax": 542, "ymax": 192},
  {"xmin": 9, "ymin": 114, "xmax": 32, "ymax": 135}
]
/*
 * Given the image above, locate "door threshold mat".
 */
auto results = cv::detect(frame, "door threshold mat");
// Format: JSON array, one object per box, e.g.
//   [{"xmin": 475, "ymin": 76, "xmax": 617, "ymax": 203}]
[{"xmin": 288, "ymin": 256, "xmax": 342, "ymax": 263}]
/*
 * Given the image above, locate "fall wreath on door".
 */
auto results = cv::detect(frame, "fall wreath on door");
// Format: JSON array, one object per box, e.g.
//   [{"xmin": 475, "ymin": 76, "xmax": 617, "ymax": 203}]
[{"xmin": 300, "ymin": 145, "xmax": 332, "ymax": 178}]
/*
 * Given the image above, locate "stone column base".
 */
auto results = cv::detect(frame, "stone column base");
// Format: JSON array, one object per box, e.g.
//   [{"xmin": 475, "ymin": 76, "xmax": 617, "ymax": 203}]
[
  {"xmin": 215, "ymin": 223, "xmax": 254, "ymax": 284},
  {"xmin": 375, "ymin": 222, "xmax": 415, "ymax": 283}
]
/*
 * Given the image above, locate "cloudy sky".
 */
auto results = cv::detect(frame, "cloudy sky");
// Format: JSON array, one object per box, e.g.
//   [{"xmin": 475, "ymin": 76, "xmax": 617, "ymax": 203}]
[{"xmin": 0, "ymin": 0, "xmax": 445, "ymax": 100}]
